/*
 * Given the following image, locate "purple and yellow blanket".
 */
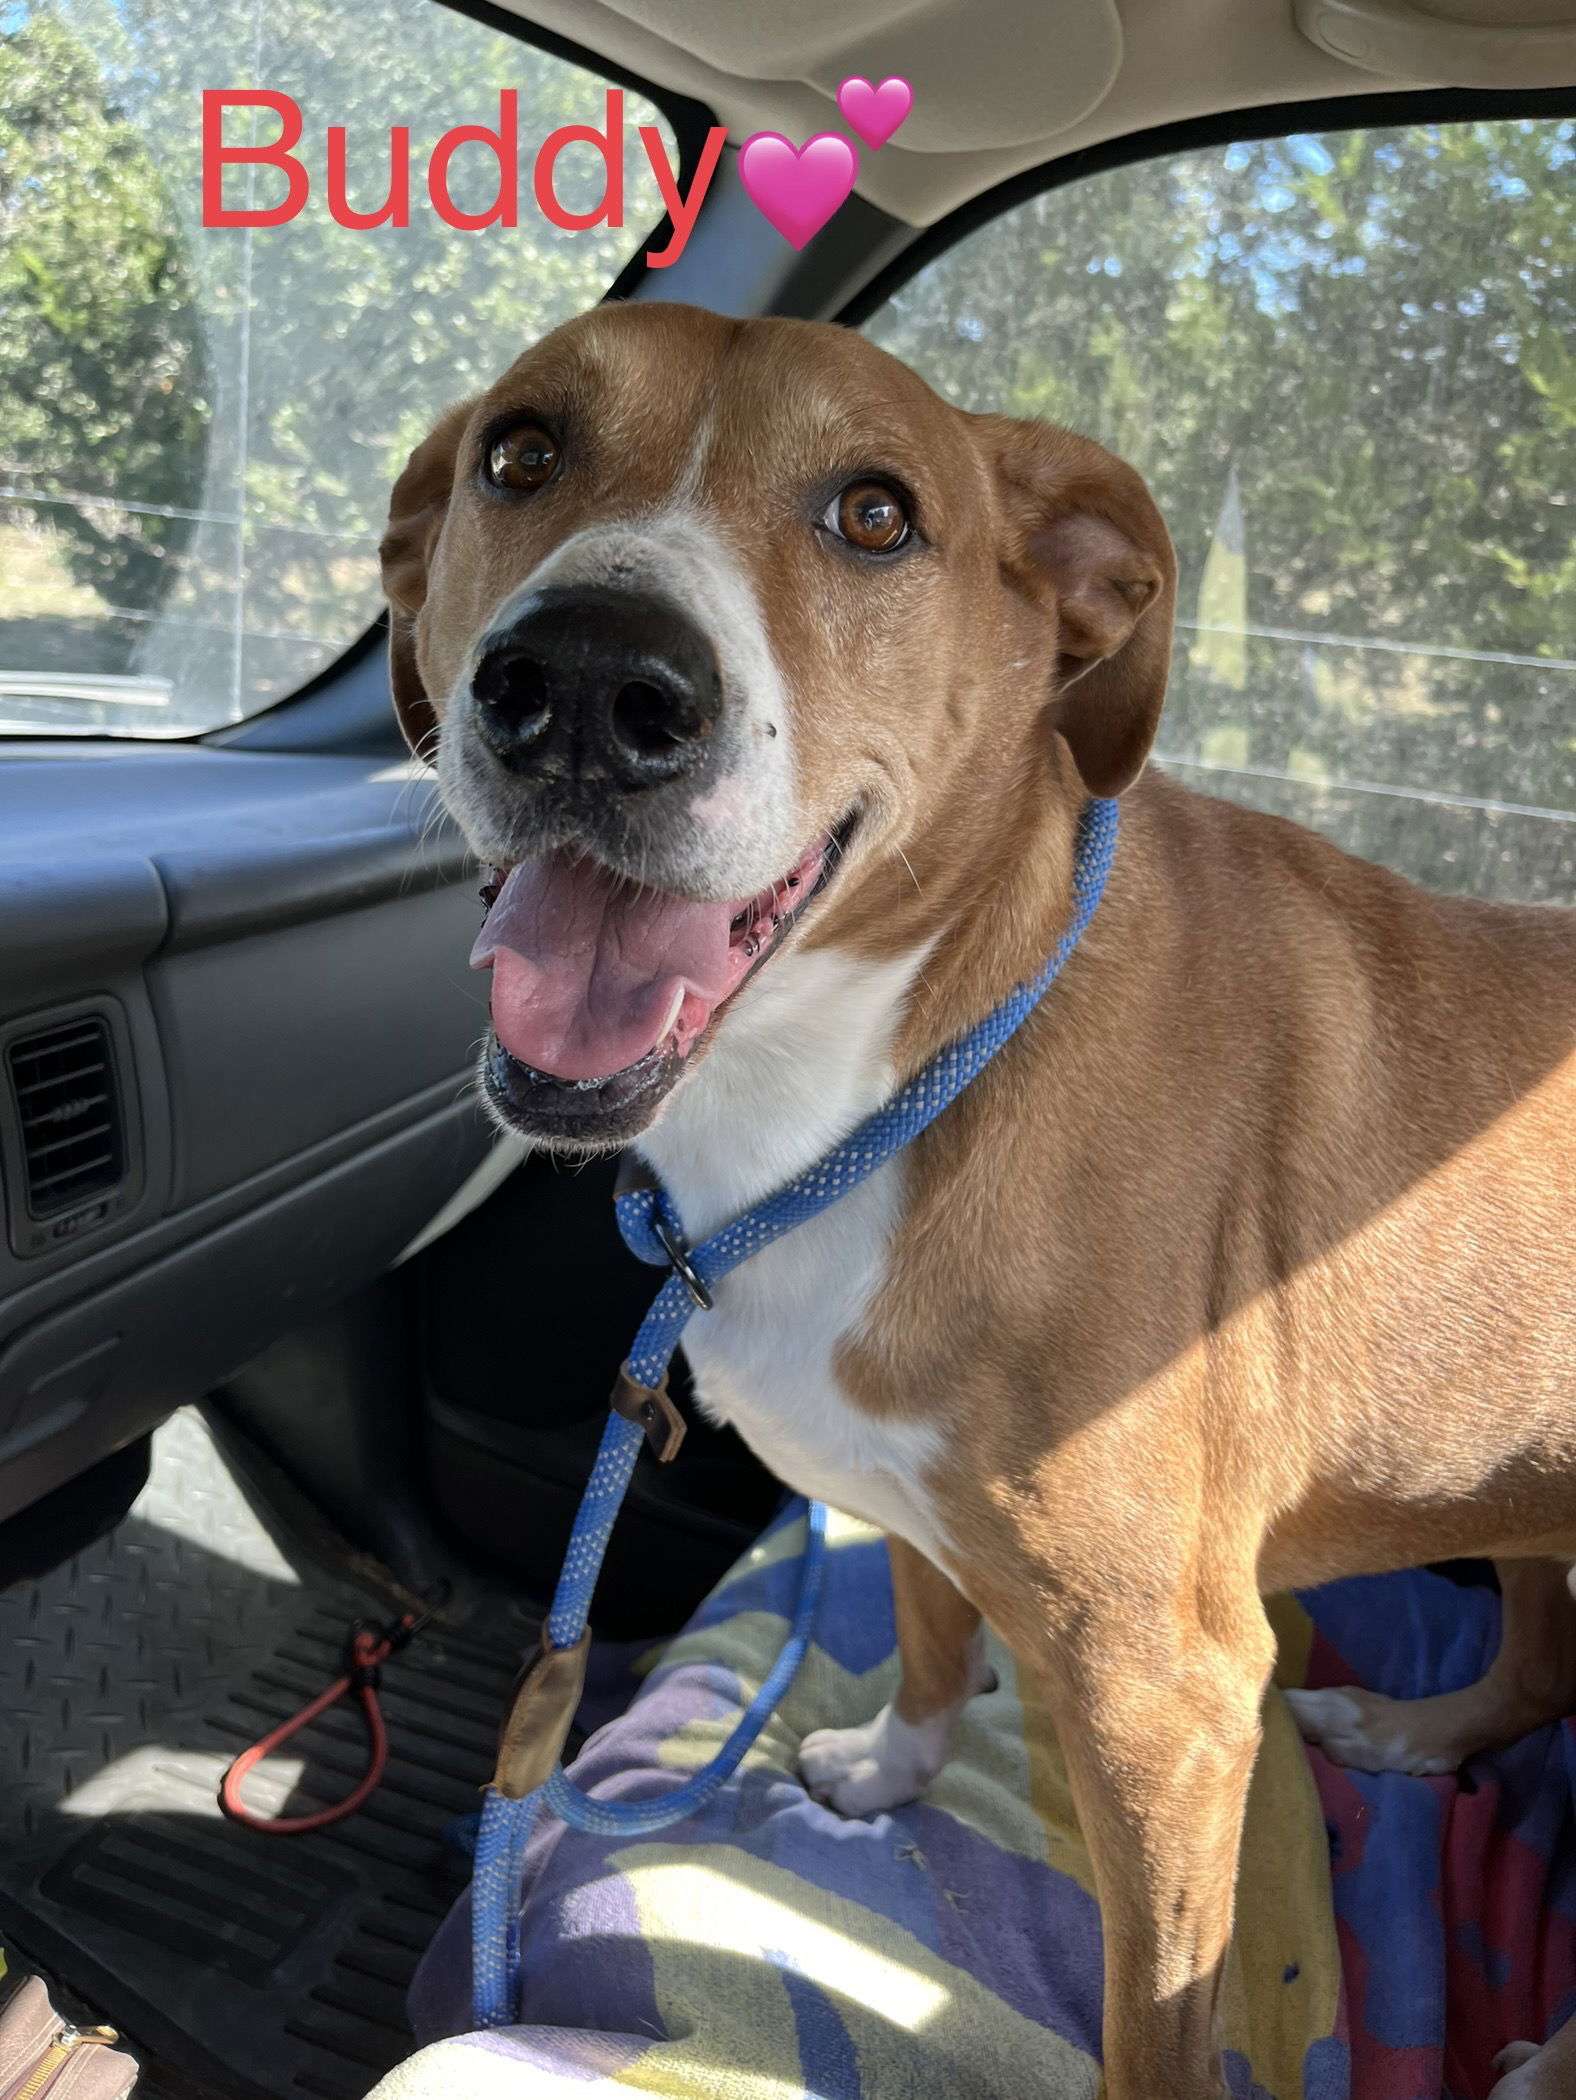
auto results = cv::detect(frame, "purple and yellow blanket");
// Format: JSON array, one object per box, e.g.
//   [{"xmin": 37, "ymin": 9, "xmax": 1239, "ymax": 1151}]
[{"xmin": 370, "ymin": 1506, "xmax": 1576, "ymax": 2099}]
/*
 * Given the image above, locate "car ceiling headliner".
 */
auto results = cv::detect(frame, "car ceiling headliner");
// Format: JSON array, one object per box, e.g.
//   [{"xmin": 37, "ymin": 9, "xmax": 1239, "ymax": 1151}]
[{"xmin": 497, "ymin": 0, "xmax": 1430, "ymax": 226}]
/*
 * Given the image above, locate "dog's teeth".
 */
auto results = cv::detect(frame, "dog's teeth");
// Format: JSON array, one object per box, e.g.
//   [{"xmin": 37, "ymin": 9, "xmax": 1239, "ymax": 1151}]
[
  {"xmin": 659, "ymin": 983, "xmax": 685, "ymax": 1040},
  {"xmin": 742, "ymin": 935, "xmax": 760, "ymax": 957}
]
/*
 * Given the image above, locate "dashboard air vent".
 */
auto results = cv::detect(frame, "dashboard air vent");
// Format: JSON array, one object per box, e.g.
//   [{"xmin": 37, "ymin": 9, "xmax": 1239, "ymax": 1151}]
[{"xmin": 6, "ymin": 1017, "xmax": 126, "ymax": 1219}]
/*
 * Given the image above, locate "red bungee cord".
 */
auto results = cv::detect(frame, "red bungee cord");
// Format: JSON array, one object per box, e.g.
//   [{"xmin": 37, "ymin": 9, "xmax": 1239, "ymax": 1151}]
[{"xmin": 219, "ymin": 1587, "xmax": 448, "ymax": 1835}]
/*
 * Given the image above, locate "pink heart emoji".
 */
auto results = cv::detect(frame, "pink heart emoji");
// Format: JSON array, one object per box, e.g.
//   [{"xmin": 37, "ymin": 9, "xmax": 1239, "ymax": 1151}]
[
  {"xmin": 836, "ymin": 76, "xmax": 913, "ymax": 152},
  {"xmin": 737, "ymin": 132, "xmax": 858, "ymax": 249}
]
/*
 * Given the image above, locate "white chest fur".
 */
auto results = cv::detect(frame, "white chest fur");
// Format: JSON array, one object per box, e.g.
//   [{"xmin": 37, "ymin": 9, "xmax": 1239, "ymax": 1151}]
[{"xmin": 638, "ymin": 942, "xmax": 952, "ymax": 1569}]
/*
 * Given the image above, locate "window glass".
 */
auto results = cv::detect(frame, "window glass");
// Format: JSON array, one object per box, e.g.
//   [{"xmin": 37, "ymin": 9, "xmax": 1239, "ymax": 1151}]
[
  {"xmin": 0, "ymin": 0, "xmax": 675, "ymax": 735},
  {"xmin": 866, "ymin": 122, "xmax": 1576, "ymax": 904}
]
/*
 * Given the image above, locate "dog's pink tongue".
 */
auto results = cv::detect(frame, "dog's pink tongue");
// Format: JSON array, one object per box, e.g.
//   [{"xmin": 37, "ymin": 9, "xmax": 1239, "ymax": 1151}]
[{"xmin": 471, "ymin": 854, "xmax": 737, "ymax": 1082}]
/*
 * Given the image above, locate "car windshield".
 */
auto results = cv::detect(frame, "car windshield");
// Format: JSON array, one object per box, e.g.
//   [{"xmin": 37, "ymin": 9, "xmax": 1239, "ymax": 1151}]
[{"xmin": 0, "ymin": 0, "xmax": 675, "ymax": 737}]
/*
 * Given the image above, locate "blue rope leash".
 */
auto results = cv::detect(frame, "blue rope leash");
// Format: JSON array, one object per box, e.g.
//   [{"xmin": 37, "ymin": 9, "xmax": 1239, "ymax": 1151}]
[{"xmin": 470, "ymin": 797, "xmax": 1119, "ymax": 2029}]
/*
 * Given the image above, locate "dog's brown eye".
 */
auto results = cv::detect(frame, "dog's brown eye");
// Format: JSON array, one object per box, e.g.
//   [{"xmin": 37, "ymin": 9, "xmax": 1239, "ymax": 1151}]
[
  {"xmin": 487, "ymin": 422, "xmax": 559, "ymax": 492},
  {"xmin": 830, "ymin": 481, "xmax": 910, "ymax": 554}
]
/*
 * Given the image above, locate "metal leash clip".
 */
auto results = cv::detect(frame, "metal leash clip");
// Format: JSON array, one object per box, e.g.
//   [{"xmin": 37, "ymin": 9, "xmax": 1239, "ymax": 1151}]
[{"xmin": 651, "ymin": 1212, "xmax": 714, "ymax": 1310}]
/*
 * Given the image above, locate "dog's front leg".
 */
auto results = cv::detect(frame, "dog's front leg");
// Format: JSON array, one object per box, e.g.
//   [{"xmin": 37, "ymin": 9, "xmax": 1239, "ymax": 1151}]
[
  {"xmin": 799, "ymin": 1535, "xmax": 993, "ymax": 1815},
  {"xmin": 1001, "ymin": 1560, "xmax": 1276, "ymax": 2100}
]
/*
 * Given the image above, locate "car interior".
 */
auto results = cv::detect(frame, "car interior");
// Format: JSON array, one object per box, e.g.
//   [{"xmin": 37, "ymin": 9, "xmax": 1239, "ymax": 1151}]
[{"xmin": 1, "ymin": 0, "xmax": 1573, "ymax": 2092}]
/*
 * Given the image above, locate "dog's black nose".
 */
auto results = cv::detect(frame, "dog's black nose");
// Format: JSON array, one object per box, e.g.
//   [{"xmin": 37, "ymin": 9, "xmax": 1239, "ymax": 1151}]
[{"xmin": 471, "ymin": 586, "xmax": 722, "ymax": 789}]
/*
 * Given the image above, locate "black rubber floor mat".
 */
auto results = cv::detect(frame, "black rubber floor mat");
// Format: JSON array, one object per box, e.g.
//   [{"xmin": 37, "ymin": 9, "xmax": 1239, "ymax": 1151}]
[{"xmin": 0, "ymin": 1410, "xmax": 535, "ymax": 2100}]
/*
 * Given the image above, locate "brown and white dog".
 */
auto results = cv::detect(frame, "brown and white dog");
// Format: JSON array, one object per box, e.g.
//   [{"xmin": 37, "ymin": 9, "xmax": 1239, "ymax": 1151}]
[{"xmin": 381, "ymin": 302, "xmax": 1576, "ymax": 2100}]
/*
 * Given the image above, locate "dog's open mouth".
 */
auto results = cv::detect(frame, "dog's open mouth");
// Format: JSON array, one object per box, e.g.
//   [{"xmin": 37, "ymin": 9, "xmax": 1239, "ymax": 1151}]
[{"xmin": 470, "ymin": 813, "xmax": 855, "ymax": 1140}]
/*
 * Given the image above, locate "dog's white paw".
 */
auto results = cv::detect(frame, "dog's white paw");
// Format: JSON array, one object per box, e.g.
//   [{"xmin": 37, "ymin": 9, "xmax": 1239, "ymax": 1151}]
[
  {"xmin": 1284, "ymin": 1685, "xmax": 1464, "ymax": 1776},
  {"xmin": 1487, "ymin": 2040, "xmax": 1551, "ymax": 2098},
  {"xmin": 798, "ymin": 1704, "xmax": 944, "ymax": 1818}
]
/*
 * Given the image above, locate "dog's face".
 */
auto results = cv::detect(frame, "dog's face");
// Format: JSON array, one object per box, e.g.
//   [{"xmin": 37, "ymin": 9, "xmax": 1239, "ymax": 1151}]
[{"xmin": 381, "ymin": 303, "xmax": 1174, "ymax": 1151}]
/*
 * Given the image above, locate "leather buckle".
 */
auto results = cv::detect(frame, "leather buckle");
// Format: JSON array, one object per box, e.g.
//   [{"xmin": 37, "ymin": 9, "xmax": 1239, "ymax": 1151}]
[
  {"xmin": 492, "ymin": 1627, "xmax": 592, "ymax": 1800},
  {"xmin": 610, "ymin": 1362, "xmax": 687, "ymax": 1464}
]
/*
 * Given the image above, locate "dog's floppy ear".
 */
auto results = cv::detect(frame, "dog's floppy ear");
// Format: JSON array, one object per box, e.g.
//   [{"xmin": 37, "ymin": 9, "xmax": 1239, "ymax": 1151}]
[
  {"xmin": 379, "ymin": 399, "xmax": 478, "ymax": 763},
  {"xmin": 981, "ymin": 416, "xmax": 1176, "ymax": 798}
]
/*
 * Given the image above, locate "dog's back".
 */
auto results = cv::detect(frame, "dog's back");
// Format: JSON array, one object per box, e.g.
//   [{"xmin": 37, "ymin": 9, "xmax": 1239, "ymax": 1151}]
[
  {"xmin": 1052, "ymin": 768, "xmax": 1576, "ymax": 1584},
  {"xmin": 1128, "ymin": 767, "xmax": 1576, "ymax": 1155}
]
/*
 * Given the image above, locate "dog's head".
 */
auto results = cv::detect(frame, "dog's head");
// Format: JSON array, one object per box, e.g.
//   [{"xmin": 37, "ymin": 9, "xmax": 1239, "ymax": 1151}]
[{"xmin": 381, "ymin": 302, "xmax": 1174, "ymax": 1151}]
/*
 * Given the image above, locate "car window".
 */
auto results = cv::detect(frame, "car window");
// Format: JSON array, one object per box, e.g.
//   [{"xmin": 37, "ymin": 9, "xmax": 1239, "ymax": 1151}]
[
  {"xmin": 0, "ymin": 0, "xmax": 676, "ymax": 737},
  {"xmin": 865, "ymin": 120, "xmax": 1576, "ymax": 904}
]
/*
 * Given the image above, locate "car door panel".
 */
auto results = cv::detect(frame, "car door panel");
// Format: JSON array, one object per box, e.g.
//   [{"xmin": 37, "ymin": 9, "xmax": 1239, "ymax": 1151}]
[{"xmin": 0, "ymin": 740, "xmax": 492, "ymax": 1523}]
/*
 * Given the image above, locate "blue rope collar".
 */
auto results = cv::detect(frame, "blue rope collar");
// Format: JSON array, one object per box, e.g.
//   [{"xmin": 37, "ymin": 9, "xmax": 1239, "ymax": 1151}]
[{"xmin": 470, "ymin": 795, "xmax": 1119, "ymax": 2028}]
